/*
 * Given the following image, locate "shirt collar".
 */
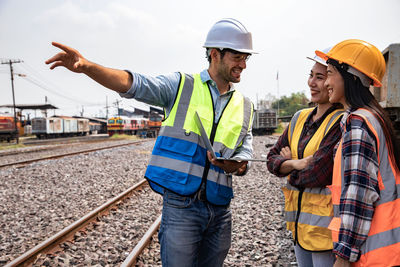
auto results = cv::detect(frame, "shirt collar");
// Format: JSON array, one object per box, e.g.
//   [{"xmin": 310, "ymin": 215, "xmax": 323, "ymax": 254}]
[
  {"xmin": 200, "ymin": 69, "xmax": 235, "ymax": 94},
  {"xmin": 340, "ymin": 108, "xmax": 351, "ymax": 131},
  {"xmin": 306, "ymin": 105, "xmax": 339, "ymax": 126}
]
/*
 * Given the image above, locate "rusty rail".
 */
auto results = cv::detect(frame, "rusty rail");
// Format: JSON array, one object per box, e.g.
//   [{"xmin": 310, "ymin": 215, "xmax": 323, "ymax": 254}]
[
  {"xmin": 4, "ymin": 179, "xmax": 148, "ymax": 267},
  {"xmin": 121, "ymin": 214, "xmax": 162, "ymax": 267},
  {"xmin": 0, "ymin": 140, "xmax": 148, "ymax": 168}
]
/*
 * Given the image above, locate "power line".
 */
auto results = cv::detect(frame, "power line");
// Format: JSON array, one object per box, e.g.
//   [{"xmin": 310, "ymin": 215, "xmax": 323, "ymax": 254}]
[
  {"xmin": 21, "ymin": 75, "xmax": 101, "ymax": 106},
  {"xmin": 14, "ymin": 62, "xmax": 102, "ymax": 106}
]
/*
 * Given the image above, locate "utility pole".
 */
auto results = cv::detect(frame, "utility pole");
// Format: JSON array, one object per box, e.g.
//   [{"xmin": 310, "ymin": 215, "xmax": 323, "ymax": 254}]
[
  {"xmin": 105, "ymin": 96, "xmax": 110, "ymax": 119},
  {"xmin": 80, "ymin": 105, "xmax": 84, "ymax": 117},
  {"xmin": 114, "ymin": 99, "xmax": 121, "ymax": 116},
  {"xmin": 44, "ymin": 96, "xmax": 48, "ymax": 117},
  {"xmin": 256, "ymin": 93, "xmax": 259, "ymax": 110},
  {"xmin": 276, "ymin": 70, "xmax": 280, "ymax": 118},
  {"xmin": 1, "ymin": 59, "xmax": 23, "ymax": 144}
]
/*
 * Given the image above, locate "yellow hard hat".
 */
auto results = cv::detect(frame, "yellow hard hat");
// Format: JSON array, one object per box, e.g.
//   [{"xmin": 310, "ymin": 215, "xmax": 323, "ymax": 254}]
[{"xmin": 315, "ymin": 39, "xmax": 385, "ymax": 87}]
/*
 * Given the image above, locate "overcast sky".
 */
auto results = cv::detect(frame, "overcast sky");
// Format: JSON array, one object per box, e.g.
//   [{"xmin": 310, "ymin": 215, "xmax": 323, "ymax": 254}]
[{"xmin": 1, "ymin": 0, "xmax": 399, "ymax": 118}]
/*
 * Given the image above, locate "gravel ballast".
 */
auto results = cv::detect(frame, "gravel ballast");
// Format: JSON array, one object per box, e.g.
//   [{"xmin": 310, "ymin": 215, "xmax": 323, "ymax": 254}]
[{"xmin": 1, "ymin": 136, "xmax": 297, "ymax": 266}]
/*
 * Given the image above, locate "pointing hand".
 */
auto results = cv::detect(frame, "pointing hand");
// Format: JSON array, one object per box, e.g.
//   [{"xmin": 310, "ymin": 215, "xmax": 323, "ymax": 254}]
[{"xmin": 45, "ymin": 42, "xmax": 88, "ymax": 73}]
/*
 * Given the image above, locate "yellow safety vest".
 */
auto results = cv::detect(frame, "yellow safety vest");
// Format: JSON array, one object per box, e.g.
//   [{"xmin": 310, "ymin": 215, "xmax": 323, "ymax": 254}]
[
  {"xmin": 145, "ymin": 73, "xmax": 254, "ymax": 205},
  {"xmin": 283, "ymin": 107, "xmax": 343, "ymax": 251}
]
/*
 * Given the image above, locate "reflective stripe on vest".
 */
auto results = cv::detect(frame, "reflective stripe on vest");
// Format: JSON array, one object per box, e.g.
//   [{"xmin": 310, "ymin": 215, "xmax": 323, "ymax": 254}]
[
  {"xmin": 329, "ymin": 108, "xmax": 400, "ymax": 266},
  {"xmin": 284, "ymin": 107, "xmax": 343, "ymax": 251},
  {"xmin": 145, "ymin": 72, "xmax": 253, "ymax": 205}
]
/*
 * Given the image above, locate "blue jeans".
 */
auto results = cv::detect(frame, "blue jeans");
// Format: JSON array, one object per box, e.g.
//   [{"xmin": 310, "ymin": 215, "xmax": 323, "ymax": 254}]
[
  {"xmin": 294, "ymin": 245, "xmax": 336, "ymax": 267},
  {"xmin": 158, "ymin": 189, "xmax": 232, "ymax": 267}
]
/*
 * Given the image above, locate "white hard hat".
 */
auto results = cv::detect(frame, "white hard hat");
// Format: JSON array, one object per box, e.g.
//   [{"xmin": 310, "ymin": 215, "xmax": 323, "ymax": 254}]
[
  {"xmin": 307, "ymin": 47, "xmax": 331, "ymax": 66},
  {"xmin": 203, "ymin": 18, "xmax": 257, "ymax": 54}
]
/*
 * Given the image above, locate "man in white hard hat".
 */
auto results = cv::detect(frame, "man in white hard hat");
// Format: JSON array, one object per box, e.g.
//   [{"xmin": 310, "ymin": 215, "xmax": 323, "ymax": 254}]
[{"xmin": 46, "ymin": 18, "xmax": 256, "ymax": 267}]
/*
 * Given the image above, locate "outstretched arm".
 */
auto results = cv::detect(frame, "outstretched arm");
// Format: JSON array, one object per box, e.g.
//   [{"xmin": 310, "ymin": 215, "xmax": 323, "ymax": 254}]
[{"xmin": 45, "ymin": 42, "xmax": 132, "ymax": 93}]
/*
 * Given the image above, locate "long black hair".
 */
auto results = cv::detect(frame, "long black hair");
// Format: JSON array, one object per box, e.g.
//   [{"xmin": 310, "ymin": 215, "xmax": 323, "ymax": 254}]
[{"xmin": 328, "ymin": 58, "xmax": 400, "ymax": 169}]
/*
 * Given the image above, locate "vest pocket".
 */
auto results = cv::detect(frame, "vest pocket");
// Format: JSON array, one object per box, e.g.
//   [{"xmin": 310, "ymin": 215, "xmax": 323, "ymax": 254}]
[
  {"xmin": 304, "ymin": 191, "xmax": 333, "ymax": 217},
  {"xmin": 158, "ymin": 136, "xmax": 198, "ymax": 157},
  {"xmin": 151, "ymin": 136, "xmax": 200, "ymax": 185}
]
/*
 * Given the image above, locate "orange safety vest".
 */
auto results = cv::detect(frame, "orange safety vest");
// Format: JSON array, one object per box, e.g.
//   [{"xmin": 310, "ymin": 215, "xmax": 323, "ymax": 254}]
[{"xmin": 329, "ymin": 108, "xmax": 400, "ymax": 266}]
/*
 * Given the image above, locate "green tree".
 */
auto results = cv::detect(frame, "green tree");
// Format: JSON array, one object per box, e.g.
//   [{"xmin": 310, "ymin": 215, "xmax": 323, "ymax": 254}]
[{"xmin": 272, "ymin": 92, "xmax": 309, "ymax": 117}]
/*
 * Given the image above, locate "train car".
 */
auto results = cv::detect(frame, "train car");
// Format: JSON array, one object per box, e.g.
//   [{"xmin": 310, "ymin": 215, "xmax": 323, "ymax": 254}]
[
  {"xmin": 108, "ymin": 116, "xmax": 135, "ymax": 136},
  {"xmin": 107, "ymin": 115, "xmax": 162, "ymax": 137},
  {"xmin": 64, "ymin": 118, "xmax": 75, "ymax": 134},
  {"xmin": 32, "ymin": 116, "xmax": 90, "ymax": 138},
  {"xmin": 135, "ymin": 118, "xmax": 151, "ymax": 137},
  {"xmin": 148, "ymin": 114, "xmax": 162, "ymax": 137},
  {"xmin": 77, "ymin": 118, "xmax": 89, "ymax": 136},
  {"xmin": 32, "ymin": 117, "xmax": 63, "ymax": 138},
  {"xmin": 148, "ymin": 114, "xmax": 162, "ymax": 128},
  {"xmin": 252, "ymin": 109, "xmax": 277, "ymax": 135},
  {"xmin": 62, "ymin": 117, "xmax": 78, "ymax": 136},
  {"xmin": 89, "ymin": 122, "xmax": 102, "ymax": 134},
  {"xmin": 0, "ymin": 114, "xmax": 20, "ymax": 142},
  {"xmin": 107, "ymin": 116, "xmax": 149, "ymax": 136},
  {"xmin": 371, "ymin": 43, "xmax": 400, "ymax": 137},
  {"xmin": 129, "ymin": 117, "xmax": 146, "ymax": 132}
]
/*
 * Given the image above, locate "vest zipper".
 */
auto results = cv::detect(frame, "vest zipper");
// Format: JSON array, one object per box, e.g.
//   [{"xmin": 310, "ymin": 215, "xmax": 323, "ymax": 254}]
[
  {"xmin": 294, "ymin": 188, "xmax": 304, "ymax": 245},
  {"xmin": 201, "ymin": 84, "xmax": 234, "ymax": 199}
]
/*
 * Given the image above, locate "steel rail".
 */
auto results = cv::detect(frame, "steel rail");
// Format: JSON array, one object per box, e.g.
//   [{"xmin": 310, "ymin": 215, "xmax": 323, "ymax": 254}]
[
  {"xmin": 121, "ymin": 214, "xmax": 162, "ymax": 267},
  {"xmin": 0, "ymin": 140, "xmax": 148, "ymax": 168},
  {"xmin": 21, "ymin": 134, "xmax": 110, "ymax": 145},
  {"xmin": 0, "ymin": 136, "xmax": 111, "ymax": 156},
  {"xmin": 4, "ymin": 179, "xmax": 148, "ymax": 267}
]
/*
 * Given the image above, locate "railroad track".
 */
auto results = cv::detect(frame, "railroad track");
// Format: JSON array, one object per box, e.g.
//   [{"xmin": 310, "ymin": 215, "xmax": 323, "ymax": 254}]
[
  {"xmin": 0, "ymin": 136, "xmax": 112, "ymax": 157},
  {"xmin": 0, "ymin": 140, "xmax": 149, "ymax": 168},
  {"xmin": 121, "ymin": 215, "xmax": 161, "ymax": 266},
  {"xmin": 4, "ymin": 179, "xmax": 160, "ymax": 267},
  {"xmin": 21, "ymin": 134, "xmax": 110, "ymax": 146}
]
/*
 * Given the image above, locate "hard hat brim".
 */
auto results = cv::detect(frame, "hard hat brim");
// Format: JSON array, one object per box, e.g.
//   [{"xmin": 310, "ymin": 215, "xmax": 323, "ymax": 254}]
[
  {"xmin": 315, "ymin": 49, "xmax": 382, "ymax": 87},
  {"xmin": 203, "ymin": 45, "xmax": 258, "ymax": 54},
  {"xmin": 315, "ymin": 50, "xmax": 329, "ymax": 61},
  {"xmin": 306, "ymin": 56, "xmax": 327, "ymax": 66}
]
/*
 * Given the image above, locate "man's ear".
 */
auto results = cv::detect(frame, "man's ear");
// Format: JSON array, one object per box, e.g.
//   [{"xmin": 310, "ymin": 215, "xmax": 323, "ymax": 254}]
[{"xmin": 210, "ymin": 48, "xmax": 219, "ymax": 62}]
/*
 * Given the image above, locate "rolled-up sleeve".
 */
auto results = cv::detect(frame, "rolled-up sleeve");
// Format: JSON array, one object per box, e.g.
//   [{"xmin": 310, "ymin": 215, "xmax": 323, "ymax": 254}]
[
  {"xmin": 231, "ymin": 129, "xmax": 253, "ymax": 175},
  {"xmin": 119, "ymin": 71, "xmax": 180, "ymax": 110},
  {"xmin": 232, "ymin": 130, "xmax": 253, "ymax": 159}
]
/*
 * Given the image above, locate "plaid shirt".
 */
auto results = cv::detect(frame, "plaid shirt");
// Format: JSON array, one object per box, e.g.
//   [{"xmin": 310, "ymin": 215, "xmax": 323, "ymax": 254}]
[
  {"xmin": 333, "ymin": 110, "xmax": 380, "ymax": 262},
  {"xmin": 267, "ymin": 106, "xmax": 342, "ymax": 188}
]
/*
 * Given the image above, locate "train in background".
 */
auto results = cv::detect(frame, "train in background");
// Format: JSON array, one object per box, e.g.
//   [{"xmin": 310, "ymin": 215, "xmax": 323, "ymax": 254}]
[
  {"xmin": 0, "ymin": 114, "xmax": 21, "ymax": 142},
  {"xmin": 108, "ymin": 110, "xmax": 277, "ymax": 137},
  {"xmin": 107, "ymin": 115, "xmax": 162, "ymax": 138},
  {"xmin": 32, "ymin": 116, "xmax": 90, "ymax": 139},
  {"xmin": 252, "ymin": 109, "xmax": 278, "ymax": 135},
  {"xmin": 0, "ymin": 110, "xmax": 274, "ymax": 141},
  {"xmin": 370, "ymin": 43, "xmax": 400, "ymax": 136}
]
